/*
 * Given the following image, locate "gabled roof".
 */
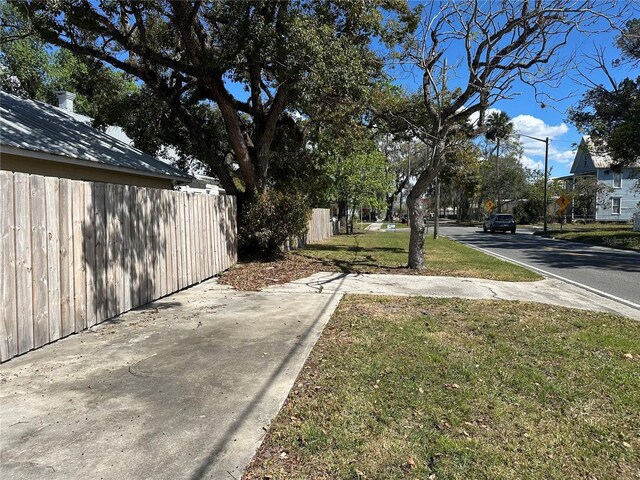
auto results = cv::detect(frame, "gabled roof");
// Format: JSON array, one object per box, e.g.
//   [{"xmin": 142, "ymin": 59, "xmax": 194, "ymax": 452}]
[
  {"xmin": 570, "ymin": 136, "xmax": 640, "ymax": 174},
  {"xmin": 570, "ymin": 136, "xmax": 609, "ymax": 174},
  {"xmin": 0, "ymin": 91, "xmax": 192, "ymax": 183},
  {"xmin": 582, "ymin": 136, "xmax": 611, "ymax": 168}
]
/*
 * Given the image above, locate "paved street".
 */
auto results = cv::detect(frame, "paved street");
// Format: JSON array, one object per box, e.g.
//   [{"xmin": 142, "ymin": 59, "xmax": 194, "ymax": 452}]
[{"xmin": 438, "ymin": 223, "xmax": 640, "ymax": 307}]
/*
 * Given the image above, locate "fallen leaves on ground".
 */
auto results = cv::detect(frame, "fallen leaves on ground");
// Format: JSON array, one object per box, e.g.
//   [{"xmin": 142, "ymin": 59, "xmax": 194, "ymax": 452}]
[{"xmin": 217, "ymin": 253, "xmax": 326, "ymax": 291}]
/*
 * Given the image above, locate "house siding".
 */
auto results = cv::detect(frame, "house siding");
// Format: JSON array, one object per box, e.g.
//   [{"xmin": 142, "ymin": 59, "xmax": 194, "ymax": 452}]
[
  {"xmin": 595, "ymin": 168, "xmax": 640, "ymax": 221},
  {"xmin": 1, "ymin": 153, "xmax": 174, "ymax": 190}
]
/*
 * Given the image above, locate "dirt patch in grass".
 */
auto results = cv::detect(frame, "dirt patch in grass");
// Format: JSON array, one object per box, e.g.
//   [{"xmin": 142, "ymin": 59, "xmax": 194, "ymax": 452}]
[
  {"xmin": 218, "ymin": 253, "xmax": 326, "ymax": 291},
  {"xmin": 244, "ymin": 297, "xmax": 640, "ymax": 479}
]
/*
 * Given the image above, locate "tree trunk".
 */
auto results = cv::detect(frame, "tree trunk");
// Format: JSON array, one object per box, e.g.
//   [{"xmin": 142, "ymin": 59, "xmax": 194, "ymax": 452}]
[
  {"xmin": 338, "ymin": 199, "xmax": 348, "ymax": 234},
  {"xmin": 406, "ymin": 134, "xmax": 446, "ymax": 269},
  {"xmin": 385, "ymin": 193, "xmax": 395, "ymax": 221},
  {"xmin": 407, "ymin": 193, "xmax": 427, "ymax": 269}
]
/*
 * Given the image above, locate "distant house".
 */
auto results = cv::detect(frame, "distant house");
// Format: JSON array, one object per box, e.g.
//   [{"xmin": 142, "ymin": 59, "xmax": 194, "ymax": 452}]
[
  {"xmin": 568, "ymin": 136, "xmax": 640, "ymax": 221},
  {"xmin": 0, "ymin": 90, "xmax": 192, "ymax": 189}
]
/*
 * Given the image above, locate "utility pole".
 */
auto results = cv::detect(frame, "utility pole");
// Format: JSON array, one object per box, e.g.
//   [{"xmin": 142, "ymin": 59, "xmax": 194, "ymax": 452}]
[
  {"xmin": 514, "ymin": 133, "xmax": 551, "ymax": 233},
  {"xmin": 543, "ymin": 137, "xmax": 549, "ymax": 233},
  {"xmin": 496, "ymin": 138, "xmax": 501, "ymax": 213},
  {"xmin": 407, "ymin": 141, "xmax": 411, "ymax": 227},
  {"xmin": 433, "ymin": 60, "xmax": 446, "ymax": 240},
  {"xmin": 433, "ymin": 177, "xmax": 440, "ymax": 239}
]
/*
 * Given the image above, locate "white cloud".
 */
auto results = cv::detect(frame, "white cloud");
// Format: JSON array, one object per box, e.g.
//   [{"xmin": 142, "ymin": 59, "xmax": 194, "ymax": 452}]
[
  {"xmin": 511, "ymin": 115, "xmax": 569, "ymax": 139},
  {"xmin": 554, "ymin": 148, "xmax": 577, "ymax": 164},
  {"xmin": 508, "ymin": 115, "xmax": 578, "ymax": 168},
  {"xmin": 469, "ymin": 110, "xmax": 577, "ymax": 171},
  {"xmin": 468, "ymin": 108, "xmax": 501, "ymax": 127},
  {"xmin": 520, "ymin": 155, "xmax": 543, "ymax": 171}
]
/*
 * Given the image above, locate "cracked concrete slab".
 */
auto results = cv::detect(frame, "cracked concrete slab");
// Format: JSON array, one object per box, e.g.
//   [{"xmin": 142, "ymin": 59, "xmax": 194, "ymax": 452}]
[{"xmin": 265, "ymin": 272, "xmax": 640, "ymax": 321}]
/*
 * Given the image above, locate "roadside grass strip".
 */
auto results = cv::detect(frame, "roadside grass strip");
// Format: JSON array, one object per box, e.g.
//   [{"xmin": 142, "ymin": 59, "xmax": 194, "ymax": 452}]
[
  {"xmin": 548, "ymin": 230, "xmax": 640, "ymax": 251},
  {"xmin": 300, "ymin": 231, "xmax": 541, "ymax": 282},
  {"xmin": 245, "ymin": 296, "xmax": 640, "ymax": 480}
]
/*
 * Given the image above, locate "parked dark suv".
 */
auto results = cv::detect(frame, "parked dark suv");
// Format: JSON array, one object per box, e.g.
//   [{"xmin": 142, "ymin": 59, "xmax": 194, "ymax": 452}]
[{"xmin": 483, "ymin": 213, "xmax": 516, "ymax": 234}]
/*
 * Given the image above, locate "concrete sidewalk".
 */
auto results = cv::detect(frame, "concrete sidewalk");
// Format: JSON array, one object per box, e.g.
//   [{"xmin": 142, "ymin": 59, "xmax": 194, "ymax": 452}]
[
  {"xmin": 266, "ymin": 272, "xmax": 640, "ymax": 321},
  {"xmin": 1, "ymin": 272, "xmax": 638, "ymax": 480}
]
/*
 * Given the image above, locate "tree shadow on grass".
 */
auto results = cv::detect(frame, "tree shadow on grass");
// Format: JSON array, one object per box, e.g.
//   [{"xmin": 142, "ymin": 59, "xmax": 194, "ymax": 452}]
[
  {"xmin": 303, "ymin": 244, "xmax": 408, "ymax": 254},
  {"xmin": 296, "ymin": 252, "xmax": 407, "ymax": 273}
]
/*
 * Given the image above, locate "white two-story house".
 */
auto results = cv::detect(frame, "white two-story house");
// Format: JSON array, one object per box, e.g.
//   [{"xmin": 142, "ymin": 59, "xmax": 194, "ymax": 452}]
[{"xmin": 569, "ymin": 137, "xmax": 639, "ymax": 221}]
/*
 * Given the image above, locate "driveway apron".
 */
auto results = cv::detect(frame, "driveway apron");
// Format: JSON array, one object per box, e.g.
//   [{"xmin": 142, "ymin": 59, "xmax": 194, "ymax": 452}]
[{"xmin": 0, "ymin": 279, "xmax": 344, "ymax": 480}]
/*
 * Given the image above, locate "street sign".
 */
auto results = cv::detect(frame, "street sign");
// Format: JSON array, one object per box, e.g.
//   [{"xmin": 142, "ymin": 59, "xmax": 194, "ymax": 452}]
[
  {"xmin": 485, "ymin": 200, "xmax": 495, "ymax": 211},
  {"xmin": 556, "ymin": 194, "xmax": 570, "ymax": 210}
]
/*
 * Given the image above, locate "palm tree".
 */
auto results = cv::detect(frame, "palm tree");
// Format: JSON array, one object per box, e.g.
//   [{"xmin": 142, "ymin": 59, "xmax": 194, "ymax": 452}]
[{"xmin": 485, "ymin": 111, "xmax": 514, "ymax": 212}]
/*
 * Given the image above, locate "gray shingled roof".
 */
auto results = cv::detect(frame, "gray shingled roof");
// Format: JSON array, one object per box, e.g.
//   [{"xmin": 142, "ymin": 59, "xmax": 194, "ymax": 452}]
[{"xmin": 0, "ymin": 91, "xmax": 192, "ymax": 182}]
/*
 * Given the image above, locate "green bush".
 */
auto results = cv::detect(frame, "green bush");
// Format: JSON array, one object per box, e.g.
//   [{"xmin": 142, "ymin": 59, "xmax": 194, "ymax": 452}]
[
  {"xmin": 513, "ymin": 199, "xmax": 543, "ymax": 224},
  {"xmin": 238, "ymin": 189, "xmax": 311, "ymax": 256}
]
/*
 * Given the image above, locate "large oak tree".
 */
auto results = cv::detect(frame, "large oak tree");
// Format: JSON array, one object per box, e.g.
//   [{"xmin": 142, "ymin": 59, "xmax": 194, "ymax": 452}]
[{"xmin": 12, "ymin": 0, "xmax": 413, "ymax": 252}]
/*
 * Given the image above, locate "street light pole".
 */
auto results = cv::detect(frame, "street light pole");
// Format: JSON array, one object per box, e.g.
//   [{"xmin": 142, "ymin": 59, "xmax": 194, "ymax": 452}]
[
  {"xmin": 434, "ymin": 176, "xmax": 440, "ymax": 239},
  {"xmin": 543, "ymin": 137, "xmax": 549, "ymax": 233},
  {"xmin": 514, "ymin": 133, "xmax": 550, "ymax": 233}
]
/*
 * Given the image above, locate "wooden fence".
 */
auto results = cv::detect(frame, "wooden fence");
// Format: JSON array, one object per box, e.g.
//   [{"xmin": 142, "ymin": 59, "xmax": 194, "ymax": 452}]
[
  {"xmin": 0, "ymin": 171, "xmax": 237, "ymax": 362},
  {"xmin": 284, "ymin": 208, "xmax": 334, "ymax": 250},
  {"xmin": 305, "ymin": 208, "xmax": 333, "ymax": 243}
]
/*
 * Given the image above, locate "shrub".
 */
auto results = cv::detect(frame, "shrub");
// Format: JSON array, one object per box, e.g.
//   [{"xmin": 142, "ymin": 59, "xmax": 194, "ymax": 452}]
[
  {"xmin": 513, "ymin": 199, "xmax": 543, "ymax": 224},
  {"xmin": 238, "ymin": 189, "xmax": 311, "ymax": 256}
]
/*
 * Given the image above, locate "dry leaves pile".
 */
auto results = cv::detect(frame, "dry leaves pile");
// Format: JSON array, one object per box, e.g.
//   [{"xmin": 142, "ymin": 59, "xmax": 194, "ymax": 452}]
[{"xmin": 218, "ymin": 253, "xmax": 326, "ymax": 291}]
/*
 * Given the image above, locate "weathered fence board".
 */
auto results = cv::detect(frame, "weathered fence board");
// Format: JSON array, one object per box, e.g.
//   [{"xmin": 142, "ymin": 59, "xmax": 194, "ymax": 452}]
[
  {"xmin": 0, "ymin": 173, "xmax": 237, "ymax": 362},
  {"xmin": 122, "ymin": 185, "xmax": 132, "ymax": 313},
  {"xmin": 30, "ymin": 175, "xmax": 49, "ymax": 347},
  {"xmin": 284, "ymin": 208, "xmax": 333, "ymax": 251},
  {"xmin": 14, "ymin": 172, "xmax": 34, "ymax": 355},
  {"xmin": 185, "ymin": 193, "xmax": 193, "ymax": 286},
  {"xmin": 59, "ymin": 179, "xmax": 75, "ymax": 338},
  {"xmin": 72, "ymin": 180, "xmax": 87, "ymax": 331},
  {"xmin": 84, "ymin": 182, "xmax": 96, "ymax": 328},
  {"xmin": 45, "ymin": 177, "xmax": 61, "ymax": 339},
  {"xmin": 93, "ymin": 183, "xmax": 107, "ymax": 324},
  {"xmin": 0, "ymin": 171, "xmax": 18, "ymax": 361}
]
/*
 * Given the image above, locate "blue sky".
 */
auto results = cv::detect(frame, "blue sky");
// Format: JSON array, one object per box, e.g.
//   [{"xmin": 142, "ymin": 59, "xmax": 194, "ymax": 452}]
[{"xmin": 386, "ymin": 6, "xmax": 640, "ymax": 178}]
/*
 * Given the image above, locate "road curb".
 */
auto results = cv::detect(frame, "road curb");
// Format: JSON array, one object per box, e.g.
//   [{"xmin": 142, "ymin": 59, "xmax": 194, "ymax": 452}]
[{"xmin": 446, "ymin": 235, "xmax": 640, "ymax": 312}]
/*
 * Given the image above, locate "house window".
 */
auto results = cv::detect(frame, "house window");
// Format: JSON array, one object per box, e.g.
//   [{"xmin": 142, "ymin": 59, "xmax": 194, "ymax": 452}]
[
  {"xmin": 613, "ymin": 172, "xmax": 622, "ymax": 188},
  {"xmin": 612, "ymin": 197, "xmax": 621, "ymax": 215}
]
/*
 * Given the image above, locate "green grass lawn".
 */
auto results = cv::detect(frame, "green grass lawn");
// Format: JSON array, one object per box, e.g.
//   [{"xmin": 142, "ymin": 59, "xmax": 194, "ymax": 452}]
[
  {"xmin": 245, "ymin": 296, "xmax": 640, "ymax": 480},
  {"xmin": 543, "ymin": 222, "xmax": 633, "ymax": 231},
  {"xmin": 299, "ymin": 230, "xmax": 541, "ymax": 282},
  {"xmin": 536, "ymin": 224, "xmax": 639, "ymax": 251}
]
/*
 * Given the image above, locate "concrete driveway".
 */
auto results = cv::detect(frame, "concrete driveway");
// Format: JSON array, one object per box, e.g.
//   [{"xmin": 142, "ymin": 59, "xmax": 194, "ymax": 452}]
[
  {"xmin": 1, "ymin": 271, "xmax": 638, "ymax": 480},
  {"xmin": 0, "ymin": 279, "xmax": 343, "ymax": 480}
]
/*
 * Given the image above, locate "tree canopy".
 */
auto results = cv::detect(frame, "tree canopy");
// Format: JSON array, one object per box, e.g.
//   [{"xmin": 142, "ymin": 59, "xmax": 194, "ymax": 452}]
[
  {"xmin": 569, "ymin": 19, "xmax": 640, "ymax": 168},
  {"xmin": 0, "ymin": 1, "xmax": 135, "ymax": 118},
  {"xmin": 7, "ymin": 0, "xmax": 415, "ymax": 253},
  {"xmin": 13, "ymin": 0, "xmax": 412, "ymax": 197}
]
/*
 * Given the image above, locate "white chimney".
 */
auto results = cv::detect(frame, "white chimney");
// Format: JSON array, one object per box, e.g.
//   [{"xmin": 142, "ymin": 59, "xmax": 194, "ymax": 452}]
[{"xmin": 56, "ymin": 91, "xmax": 76, "ymax": 112}]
